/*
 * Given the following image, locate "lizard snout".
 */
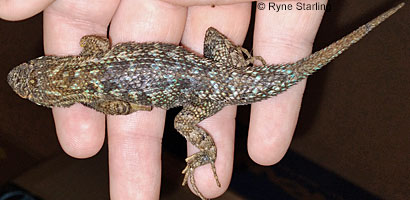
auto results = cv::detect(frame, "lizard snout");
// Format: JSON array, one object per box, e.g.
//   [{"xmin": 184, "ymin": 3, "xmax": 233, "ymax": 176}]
[{"xmin": 7, "ymin": 63, "xmax": 31, "ymax": 99}]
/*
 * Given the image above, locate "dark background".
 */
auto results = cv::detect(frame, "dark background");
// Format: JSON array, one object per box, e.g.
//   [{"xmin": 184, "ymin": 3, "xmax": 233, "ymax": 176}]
[{"xmin": 1, "ymin": 0, "xmax": 409, "ymax": 199}]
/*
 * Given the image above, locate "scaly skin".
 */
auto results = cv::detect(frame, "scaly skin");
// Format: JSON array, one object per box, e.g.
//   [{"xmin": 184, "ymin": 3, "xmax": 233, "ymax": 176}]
[{"xmin": 7, "ymin": 3, "xmax": 404, "ymax": 199}]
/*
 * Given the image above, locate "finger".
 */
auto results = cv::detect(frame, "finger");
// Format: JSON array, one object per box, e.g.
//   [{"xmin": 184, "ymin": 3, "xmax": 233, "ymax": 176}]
[
  {"xmin": 0, "ymin": 0, "xmax": 54, "ymax": 21},
  {"xmin": 44, "ymin": 0, "xmax": 119, "ymax": 158},
  {"xmin": 162, "ymin": 0, "xmax": 253, "ymax": 7},
  {"xmin": 107, "ymin": 1, "xmax": 186, "ymax": 199},
  {"xmin": 107, "ymin": 109, "xmax": 165, "ymax": 200},
  {"xmin": 181, "ymin": 3, "xmax": 251, "ymax": 198},
  {"xmin": 248, "ymin": 0, "xmax": 327, "ymax": 165}
]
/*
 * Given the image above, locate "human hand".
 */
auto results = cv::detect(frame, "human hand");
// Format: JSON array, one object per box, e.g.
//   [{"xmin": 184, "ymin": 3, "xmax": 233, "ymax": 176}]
[{"xmin": 0, "ymin": 0, "xmax": 326, "ymax": 199}]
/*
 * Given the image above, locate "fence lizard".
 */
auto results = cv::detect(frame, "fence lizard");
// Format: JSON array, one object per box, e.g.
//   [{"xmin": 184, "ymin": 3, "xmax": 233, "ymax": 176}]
[{"xmin": 7, "ymin": 3, "xmax": 404, "ymax": 200}]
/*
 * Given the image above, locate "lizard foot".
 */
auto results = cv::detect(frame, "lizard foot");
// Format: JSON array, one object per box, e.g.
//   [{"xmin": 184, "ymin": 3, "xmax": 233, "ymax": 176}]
[
  {"xmin": 238, "ymin": 47, "xmax": 267, "ymax": 66},
  {"xmin": 181, "ymin": 150, "xmax": 221, "ymax": 200}
]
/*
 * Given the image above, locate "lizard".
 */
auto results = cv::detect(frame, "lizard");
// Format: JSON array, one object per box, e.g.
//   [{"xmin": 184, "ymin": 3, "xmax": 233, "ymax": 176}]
[{"xmin": 7, "ymin": 3, "xmax": 404, "ymax": 200}]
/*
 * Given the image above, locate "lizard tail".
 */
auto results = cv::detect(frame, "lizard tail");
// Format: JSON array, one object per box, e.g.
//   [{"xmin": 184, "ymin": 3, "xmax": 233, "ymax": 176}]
[{"xmin": 288, "ymin": 2, "xmax": 404, "ymax": 80}]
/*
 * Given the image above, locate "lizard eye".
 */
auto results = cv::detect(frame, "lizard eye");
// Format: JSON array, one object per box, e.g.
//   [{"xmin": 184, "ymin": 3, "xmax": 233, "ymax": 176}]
[{"xmin": 29, "ymin": 79, "xmax": 37, "ymax": 86}]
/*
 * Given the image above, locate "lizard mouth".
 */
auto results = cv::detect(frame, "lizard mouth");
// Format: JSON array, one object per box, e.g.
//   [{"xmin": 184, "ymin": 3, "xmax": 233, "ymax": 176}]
[{"xmin": 8, "ymin": 63, "xmax": 32, "ymax": 99}]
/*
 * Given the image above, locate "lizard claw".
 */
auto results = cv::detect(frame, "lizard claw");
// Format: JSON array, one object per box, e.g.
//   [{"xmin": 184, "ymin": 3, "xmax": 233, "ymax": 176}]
[
  {"xmin": 181, "ymin": 164, "xmax": 190, "ymax": 186},
  {"xmin": 181, "ymin": 150, "xmax": 221, "ymax": 200},
  {"xmin": 237, "ymin": 47, "xmax": 267, "ymax": 66}
]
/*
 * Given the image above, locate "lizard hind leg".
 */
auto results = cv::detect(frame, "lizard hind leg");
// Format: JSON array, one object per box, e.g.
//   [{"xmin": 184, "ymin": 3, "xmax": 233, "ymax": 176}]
[
  {"xmin": 174, "ymin": 102, "xmax": 223, "ymax": 199},
  {"xmin": 238, "ymin": 47, "xmax": 267, "ymax": 66},
  {"xmin": 203, "ymin": 27, "xmax": 266, "ymax": 68},
  {"xmin": 203, "ymin": 27, "xmax": 245, "ymax": 68}
]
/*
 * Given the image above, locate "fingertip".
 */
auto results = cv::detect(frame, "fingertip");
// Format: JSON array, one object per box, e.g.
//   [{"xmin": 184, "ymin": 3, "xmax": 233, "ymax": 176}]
[
  {"xmin": 52, "ymin": 104, "xmax": 105, "ymax": 158},
  {"xmin": 0, "ymin": 0, "xmax": 53, "ymax": 21},
  {"xmin": 186, "ymin": 153, "xmax": 232, "ymax": 199},
  {"xmin": 247, "ymin": 130, "xmax": 290, "ymax": 166},
  {"xmin": 247, "ymin": 108, "xmax": 295, "ymax": 166},
  {"xmin": 188, "ymin": 165, "xmax": 231, "ymax": 199},
  {"xmin": 247, "ymin": 83, "xmax": 305, "ymax": 166},
  {"xmin": 186, "ymin": 158, "xmax": 231, "ymax": 199}
]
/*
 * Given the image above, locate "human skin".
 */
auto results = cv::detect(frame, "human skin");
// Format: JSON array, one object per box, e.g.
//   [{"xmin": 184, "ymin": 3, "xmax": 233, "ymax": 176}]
[{"xmin": 0, "ymin": 0, "xmax": 325, "ymax": 199}]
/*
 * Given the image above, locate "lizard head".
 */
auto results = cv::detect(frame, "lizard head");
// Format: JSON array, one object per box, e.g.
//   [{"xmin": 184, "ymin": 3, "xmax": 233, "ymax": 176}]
[
  {"xmin": 8, "ymin": 56, "xmax": 80, "ymax": 108},
  {"xmin": 7, "ymin": 62, "xmax": 33, "ymax": 99},
  {"xmin": 7, "ymin": 57, "xmax": 51, "ymax": 105}
]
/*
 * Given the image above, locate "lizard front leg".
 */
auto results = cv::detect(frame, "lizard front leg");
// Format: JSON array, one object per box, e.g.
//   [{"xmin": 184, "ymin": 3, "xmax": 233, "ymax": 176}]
[
  {"xmin": 79, "ymin": 35, "xmax": 110, "ymax": 57},
  {"xmin": 82, "ymin": 100, "xmax": 152, "ymax": 115},
  {"xmin": 174, "ymin": 102, "xmax": 223, "ymax": 200}
]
